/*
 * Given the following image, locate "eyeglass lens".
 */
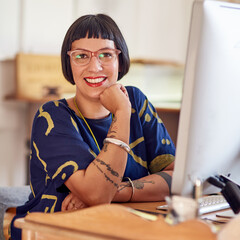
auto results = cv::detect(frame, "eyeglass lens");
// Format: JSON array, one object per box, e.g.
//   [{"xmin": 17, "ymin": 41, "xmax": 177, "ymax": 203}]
[{"xmin": 69, "ymin": 49, "xmax": 120, "ymax": 66}]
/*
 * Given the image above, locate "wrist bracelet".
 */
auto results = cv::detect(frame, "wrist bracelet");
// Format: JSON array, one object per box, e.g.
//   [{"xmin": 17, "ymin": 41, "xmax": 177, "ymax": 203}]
[
  {"xmin": 103, "ymin": 138, "xmax": 130, "ymax": 153},
  {"xmin": 124, "ymin": 177, "xmax": 134, "ymax": 202}
]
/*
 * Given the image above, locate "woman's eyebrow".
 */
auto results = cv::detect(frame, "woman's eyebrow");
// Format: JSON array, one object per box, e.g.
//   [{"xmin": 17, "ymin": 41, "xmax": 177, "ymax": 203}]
[{"xmin": 72, "ymin": 47, "xmax": 115, "ymax": 51}]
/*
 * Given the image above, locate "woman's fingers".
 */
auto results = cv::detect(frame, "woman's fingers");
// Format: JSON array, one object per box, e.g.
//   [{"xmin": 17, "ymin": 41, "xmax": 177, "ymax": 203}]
[
  {"xmin": 61, "ymin": 192, "xmax": 73, "ymax": 211},
  {"xmin": 62, "ymin": 192, "xmax": 88, "ymax": 211},
  {"xmin": 118, "ymin": 84, "xmax": 128, "ymax": 97},
  {"xmin": 99, "ymin": 83, "xmax": 131, "ymax": 114}
]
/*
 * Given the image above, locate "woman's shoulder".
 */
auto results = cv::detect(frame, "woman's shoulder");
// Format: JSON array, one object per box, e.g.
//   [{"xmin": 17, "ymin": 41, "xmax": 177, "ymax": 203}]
[
  {"xmin": 125, "ymin": 85, "xmax": 148, "ymax": 109},
  {"xmin": 125, "ymin": 85, "xmax": 143, "ymax": 94},
  {"xmin": 40, "ymin": 99, "xmax": 68, "ymax": 110},
  {"xmin": 34, "ymin": 99, "xmax": 74, "ymax": 122},
  {"xmin": 37, "ymin": 99, "xmax": 72, "ymax": 115},
  {"xmin": 125, "ymin": 86, "xmax": 146, "ymax": 100}
]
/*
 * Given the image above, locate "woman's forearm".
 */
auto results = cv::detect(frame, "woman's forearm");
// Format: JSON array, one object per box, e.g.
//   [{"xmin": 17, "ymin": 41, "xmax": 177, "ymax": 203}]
[
  {"xmin": 113, "ymin": 170, "xmax": 173, "ymax": 203},
  {"xmin": 65, "ymin": 110, "xmax": 131, "ymax": 206}
]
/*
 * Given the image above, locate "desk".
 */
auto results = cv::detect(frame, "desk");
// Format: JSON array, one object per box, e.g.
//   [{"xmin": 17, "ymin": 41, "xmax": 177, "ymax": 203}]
[{"xmin": 15, "ymin": 202, "xmax": 216, "ymax": 240}]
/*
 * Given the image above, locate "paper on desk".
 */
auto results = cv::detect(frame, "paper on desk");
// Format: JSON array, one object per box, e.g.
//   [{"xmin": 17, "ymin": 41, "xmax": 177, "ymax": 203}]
[
  {"xmin": 127, "ymin": 208, "xmax": 158, "ymax": 221},
  {"xmin": 201, "ymin": 209, "xmax": 239, "ymax": 224},
  {"xmin": 216, "ymin": 209, "xmax": 239, "ymax": 219}
]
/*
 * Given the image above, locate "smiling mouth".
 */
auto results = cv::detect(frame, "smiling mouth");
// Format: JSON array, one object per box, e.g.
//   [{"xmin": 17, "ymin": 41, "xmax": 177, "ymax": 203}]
[{"xmin": 84, "ymin": 77, "xmax": 107, "ymax": 84}]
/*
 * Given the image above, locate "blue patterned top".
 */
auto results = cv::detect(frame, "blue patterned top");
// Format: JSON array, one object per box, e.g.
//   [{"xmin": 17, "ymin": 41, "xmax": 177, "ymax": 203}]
[{"xmin": 11, "ymin": 86, "xmax": 175, "ymax": 239}]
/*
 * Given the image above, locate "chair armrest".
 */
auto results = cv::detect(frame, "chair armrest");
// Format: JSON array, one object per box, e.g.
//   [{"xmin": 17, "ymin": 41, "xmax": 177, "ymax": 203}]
[{"xmin": 3, "ymin": 208, "xmax": 16, "ymax": 239}]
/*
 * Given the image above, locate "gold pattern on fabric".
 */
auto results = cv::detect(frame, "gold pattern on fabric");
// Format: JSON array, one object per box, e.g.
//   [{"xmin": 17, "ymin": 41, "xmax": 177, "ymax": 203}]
[
  {"xmin": 129, "ymin": 137, "xmax": 144, "ymax": 149},
  {"xmin": 33, "ymin": 141, "xmax": 47, "ymax": 172},
  {"xmin": 161, "ymin": 138, "xmax": 171, "ymax": 145},
  {"xmin": 131, "ymin": 108, "xmax": 136, "ymax": 114},
  {"xmin": 30, "ymin": 181, "xmax": 35, "ymax": 198},
  {"xmin": 148, "ymin": 104, "xmax": 163, "ymax": 123},
  {"xmin": 89, "ymin": 149, "xmax": 97, "ymax": 158},
  {"xmin": 45, "ymin": 175, "xmax": 50, "ymax": 185},
  {"xmin": 139, "ymin": 100, "xmax": 162, "ymax": 123},
  {"xmin": 139, "ymin": 99, "xmax": 148, "ymax": 118},
  {"xmin": 149, "ymin": 154, "xmax": 175, "ymax": 173},
  {"xmin": 44, "ymin": 207, "xmax": 49, "ymax": 213},
  {"xmin": 41, "ymin": 194, "xmax": 58, "ymax": 213},
  {"xmin": 129, "ymin": 150, "xmax": 147, "ymax": 169},
  {"xmin": 53, "ymin": 100, "xmax": 59, "ymax": 107},
  {"xmin": 145, "ymin": 113, "xmax": 151, "ymax": 122},
  {"xmin": 33, "ymin": 141, "xmax": 50, "ymax": 184},
  {"xmin": 52, "ymin": 161, "xmax": 79, "ymax": 179},
  {"xmin": 38, "ymin": 105, "xmax": 54, "ymax": 136},
  {"xmin": 71, "ymin": 116, "xmax": 79, "ymax": 133},
  {"xmin": 29, "ymin": 150, "xmax": 32, "ymax": 161}
]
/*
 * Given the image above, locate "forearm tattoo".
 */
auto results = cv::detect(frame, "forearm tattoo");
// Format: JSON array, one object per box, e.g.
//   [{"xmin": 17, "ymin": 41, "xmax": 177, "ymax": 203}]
[
  {"xmin": 118, "ymin": 182, "xmax": 131, "ymax": 192},
  {"xmin": 95, "ymin": 158, "xmax": 119, "ymax": 177},
  {"xmin": 94, "ymin": 116, "xmax": 124, "ymax": 188},
  {"xmin": 92, "ymin": 158, "xmax": 120, "ymax": 188},
  {"xmin": 103, "ymin": 143, "xmax": 109, "ymax": 152},
  {"xmin": 133, "ymin": 179, "xmax": 155, "ymax": 190},
  {"xmin": 107, "ymin": 116, "xmax": 117, "ymax": 138},
  {"xmin": 103, "ymin": 116, "xmax": 118, "ymax": 152},
  {"xmin": 155, "ymin": 172, "xmax": 172, "ymax": 191},
  {"xmin": 117, "ymin": 179, "xmax": 155, "ymax": 192}
]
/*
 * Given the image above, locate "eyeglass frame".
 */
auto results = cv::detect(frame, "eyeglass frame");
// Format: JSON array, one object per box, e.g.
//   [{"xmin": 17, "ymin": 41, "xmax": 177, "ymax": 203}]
[{"xmin": 67, "ymin": 48, "xmax": 121, "ymax": 66}]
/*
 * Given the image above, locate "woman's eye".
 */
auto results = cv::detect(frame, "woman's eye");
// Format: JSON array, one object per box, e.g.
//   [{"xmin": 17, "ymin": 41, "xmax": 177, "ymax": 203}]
[
  {"xmin": 75, "ymin": 54, "xmax": 88, "ymax": 59},
  {"xmin": 99, "ymin": 52, "xmax": 112, "ymax": 58}
]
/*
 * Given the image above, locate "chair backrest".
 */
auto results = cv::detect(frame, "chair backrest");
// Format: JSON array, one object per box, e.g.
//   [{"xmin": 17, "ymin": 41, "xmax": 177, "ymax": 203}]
[{"xmin": 0, "ymin": 186, "xmax": 31, "ymax": 239}]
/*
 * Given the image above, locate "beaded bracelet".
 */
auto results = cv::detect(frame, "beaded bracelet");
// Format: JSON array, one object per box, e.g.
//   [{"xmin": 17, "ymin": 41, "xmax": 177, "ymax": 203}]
[{"xmin": 124, "ymin": 177, "xmax": 135, "ymax": 202}]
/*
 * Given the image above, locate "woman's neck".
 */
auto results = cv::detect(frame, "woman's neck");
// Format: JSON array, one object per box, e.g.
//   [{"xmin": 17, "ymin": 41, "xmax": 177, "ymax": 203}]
[{"xmin": 68, "ymin": 96, "xmax": 110, "ymax": 120}]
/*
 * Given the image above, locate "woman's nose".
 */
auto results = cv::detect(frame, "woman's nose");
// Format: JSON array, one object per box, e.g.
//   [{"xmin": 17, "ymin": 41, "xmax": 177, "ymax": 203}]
[{"xmin": 87, "ymin": 56, "xmax": 103, "ymax": 72}]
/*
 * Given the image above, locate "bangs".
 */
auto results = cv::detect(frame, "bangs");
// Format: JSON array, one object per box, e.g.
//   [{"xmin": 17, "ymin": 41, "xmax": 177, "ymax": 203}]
[{"xmin": 71, "ymin": 15, "xmax": 115, "ymax": 43}]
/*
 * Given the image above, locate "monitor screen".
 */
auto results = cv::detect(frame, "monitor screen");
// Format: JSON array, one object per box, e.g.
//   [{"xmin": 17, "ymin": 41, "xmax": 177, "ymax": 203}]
[{"xmin": 171, "ymin": 0, "xmax": 240, "ymax": 196}]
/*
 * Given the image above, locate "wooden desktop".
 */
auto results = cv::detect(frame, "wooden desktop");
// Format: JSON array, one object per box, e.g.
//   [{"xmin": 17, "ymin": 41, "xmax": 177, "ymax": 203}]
[{"xmin": 14, "ymin": 202, "xmax": 217, "ymax": 240}]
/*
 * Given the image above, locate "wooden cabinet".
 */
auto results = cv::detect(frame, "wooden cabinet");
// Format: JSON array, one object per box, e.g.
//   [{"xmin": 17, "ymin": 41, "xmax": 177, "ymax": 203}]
[{"xmin": 156, "ymin": 108, "xmax": 180, "ymax": 147}]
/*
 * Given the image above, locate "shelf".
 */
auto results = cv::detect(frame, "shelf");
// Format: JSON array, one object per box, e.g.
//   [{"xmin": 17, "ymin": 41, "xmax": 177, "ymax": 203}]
[
  {"xmin": 131, "ymin": 58, "xmax": 184, "ymax": 68},
  {"xmin": 154, "ymin": 102, "xmax": 181, "ymax": 112},
  {"xmin": 5, "ymin": 94, "xmax": 59, "ymax": 104}
]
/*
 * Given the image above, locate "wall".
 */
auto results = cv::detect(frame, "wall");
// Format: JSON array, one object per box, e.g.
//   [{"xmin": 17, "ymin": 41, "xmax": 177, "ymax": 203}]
[
  {"xmin": 0, "ymin": 0, "xmax": 194, "ymax": 186},
  {"xmin": 0, "ymin": 0, "xmax": 194, "ymax": 60},
  {"xmin": 0, "ymin": 60, "xmax": 28, "ymax": 186}
]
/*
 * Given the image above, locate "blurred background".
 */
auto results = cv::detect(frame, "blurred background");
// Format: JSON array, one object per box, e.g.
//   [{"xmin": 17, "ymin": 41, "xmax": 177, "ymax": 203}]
[{"xmin": 0, "ymin": 0, "xmax": 195, "ymax": 186}]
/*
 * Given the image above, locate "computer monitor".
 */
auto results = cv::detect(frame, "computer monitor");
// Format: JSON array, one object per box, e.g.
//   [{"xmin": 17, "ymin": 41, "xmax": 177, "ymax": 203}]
[{"xmin": 171, "ymin": 0, "xmax": 240, "ymax": 196}]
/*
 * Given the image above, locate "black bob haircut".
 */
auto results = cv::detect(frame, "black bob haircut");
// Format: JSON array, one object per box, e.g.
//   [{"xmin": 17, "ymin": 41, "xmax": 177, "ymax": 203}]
[{"xmin": 61, "ymin": 14, "xmax": 130, "ymax": 85}]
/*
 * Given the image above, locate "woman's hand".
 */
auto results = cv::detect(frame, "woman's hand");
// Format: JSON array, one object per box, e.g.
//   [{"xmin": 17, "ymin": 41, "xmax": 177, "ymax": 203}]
[
  {"xmin": 100, "ymin": 83, "xmax": 131, "ymax": 115},
  {"xmin": 61, "ymin": 192, "xmax": 88, "ymax": 211}
]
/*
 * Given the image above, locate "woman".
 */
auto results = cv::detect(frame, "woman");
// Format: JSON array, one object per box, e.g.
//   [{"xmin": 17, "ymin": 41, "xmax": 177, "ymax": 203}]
[{"xmin": 11, "ymin": 14, "xmax": 175, "ymax": 239}]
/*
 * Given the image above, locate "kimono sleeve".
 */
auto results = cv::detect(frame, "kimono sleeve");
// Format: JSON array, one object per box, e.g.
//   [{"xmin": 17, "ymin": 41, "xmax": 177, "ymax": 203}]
[
  {"xmin": 127, "ymin": 86, "xmax": 175, "ymax": 174},
  {"xmin": 30, "ymin": 100, "xmax": 95, "ymax": 189}
]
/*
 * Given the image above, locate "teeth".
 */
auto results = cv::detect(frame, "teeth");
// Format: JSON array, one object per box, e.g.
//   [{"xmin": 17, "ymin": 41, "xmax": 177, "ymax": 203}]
[{"xmin": 85, "ymin": 77, "xmax": 106, "ymax": 83}]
